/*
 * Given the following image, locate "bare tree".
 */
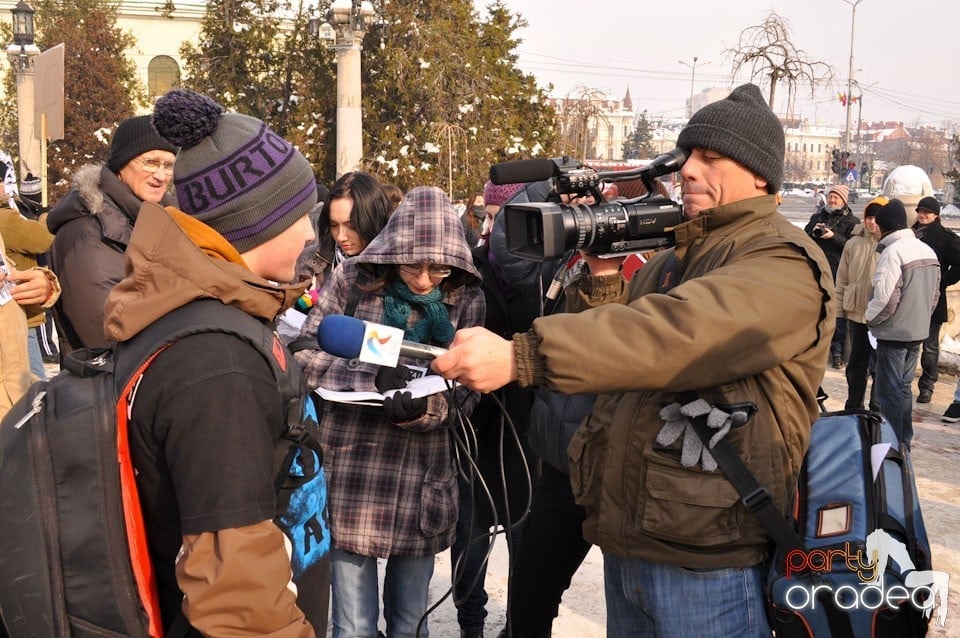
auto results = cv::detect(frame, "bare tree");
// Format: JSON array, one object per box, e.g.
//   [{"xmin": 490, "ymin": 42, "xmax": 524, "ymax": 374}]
[
  {"xmin": 554, "ymin": 86, "xmax": 610, "ymax": 159},
  {"xmin": 726, "ymin": 12, "xmax": 834, "ymax": 113}
]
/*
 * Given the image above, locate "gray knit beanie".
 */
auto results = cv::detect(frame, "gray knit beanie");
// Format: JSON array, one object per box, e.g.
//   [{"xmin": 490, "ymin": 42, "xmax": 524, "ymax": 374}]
[
  {"xmin": 677, "ymin": 84, "xmax": 785, "ymax": 193},
  {"xmin": 106, "ymin": 115, "xmax": 178, "ymax": 173},
  {"xmin": 151, "ymin": 89, "xmax": 317, "ymax": 253}
]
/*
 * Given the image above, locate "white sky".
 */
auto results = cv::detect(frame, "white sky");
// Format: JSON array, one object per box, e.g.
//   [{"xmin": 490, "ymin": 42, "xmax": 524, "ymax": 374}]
[{"xmin": 475, "ymin": 0, "xmax": 960, "ymax": 130}]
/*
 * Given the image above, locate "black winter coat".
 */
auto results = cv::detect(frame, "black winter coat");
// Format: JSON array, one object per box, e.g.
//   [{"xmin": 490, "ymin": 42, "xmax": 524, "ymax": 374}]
[
  {"xmin": 913, "ymin": 217, "xmax": 960, "ymax": 322},
  {"xmin": 470, "ymin": 244, "xmax": 541, "ymax": 527},
  {"xmin": 804, "ymin": 206, "xmax": 859, "ymax": 277}
]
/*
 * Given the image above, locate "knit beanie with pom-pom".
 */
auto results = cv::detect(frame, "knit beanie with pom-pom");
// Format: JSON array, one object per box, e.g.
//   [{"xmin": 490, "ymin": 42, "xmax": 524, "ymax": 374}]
[{"xmin": 151, "ymin": 89, "xmax": 316, "ymax": 253}]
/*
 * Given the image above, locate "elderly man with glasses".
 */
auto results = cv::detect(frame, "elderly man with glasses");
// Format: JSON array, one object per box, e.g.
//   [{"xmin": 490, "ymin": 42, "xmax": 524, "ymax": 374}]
[{"xmin": 47, "ymin": 115, "xmax": 178, "ymax": 355}]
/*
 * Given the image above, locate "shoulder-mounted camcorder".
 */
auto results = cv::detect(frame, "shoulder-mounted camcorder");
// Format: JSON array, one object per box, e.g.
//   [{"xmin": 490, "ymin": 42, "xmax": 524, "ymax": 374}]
[{"xmin": 489, "ymin": 149, "xmax": 688, "ymax": 261}]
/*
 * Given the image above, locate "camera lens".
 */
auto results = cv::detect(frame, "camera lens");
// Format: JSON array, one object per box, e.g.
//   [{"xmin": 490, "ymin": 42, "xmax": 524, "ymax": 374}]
[{"xmin": 812, "ymin": 227, "xmax": 825, "ymax": 238}]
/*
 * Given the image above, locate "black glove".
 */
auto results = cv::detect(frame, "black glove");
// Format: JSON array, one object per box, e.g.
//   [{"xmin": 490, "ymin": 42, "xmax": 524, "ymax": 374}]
[
  {"xmin": 383, "ymin": 391, "xmax": 427, "ymax": 423},
  {"xmin": 375, "ymin": 364, "xmax": 413, "ymax": 393}
]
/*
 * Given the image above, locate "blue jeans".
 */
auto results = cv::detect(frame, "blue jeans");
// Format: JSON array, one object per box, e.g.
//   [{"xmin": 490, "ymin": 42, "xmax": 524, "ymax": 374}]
[
  {"xmin": 26, "ymin": 329, "xmax": 46, "ymax": 380},
  {"xmin": 874, "ymin": 340, "xmax": 920, "ymax": 448},
  {"xmin": 603, "ymin": 553, "xmax": 771, "ymax": 637},
  {"xmin": 330, "ymin": 548, "xmax": 435, "ymax": 638}
]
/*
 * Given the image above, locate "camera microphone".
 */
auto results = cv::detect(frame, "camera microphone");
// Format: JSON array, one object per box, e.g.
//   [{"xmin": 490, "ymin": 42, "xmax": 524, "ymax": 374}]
[
  {"xmin": 318, "ymin": 314, "xmax": 448, "ymax": 367},
  {"xmin": 489, "ymin": 158, "xmax": 555, "ymax": 185}
]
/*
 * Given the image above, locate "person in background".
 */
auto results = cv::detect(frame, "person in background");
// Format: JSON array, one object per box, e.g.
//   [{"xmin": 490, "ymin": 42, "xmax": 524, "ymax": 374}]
[
  {"xmin": 0, "ymin": 232, "xmax": 59, "ymax": 420},
  {"xmin": 283, "ymin": 172, "xmax": 394, "ymax": 340},
  {"xmin": 459, "ymin": 192, "xmax": 485, "ymax": 248},
  {"xmin": 433, "ymin": 84, "xmax": 835, "ymax": 637},
  {"xmin": 382, "ymin": 183, "xmax": 404, "ymax": 210},
  {"xmin": 911, "ymin": 196, "xmax": 960, "ymax": 404},
  {"xmin": 0, "ymin": 183, "xmax": 56, "ymax": 378},
  {"xmin": 865, "ymin": 199, "xmax": 940, "ymax": 449},
  {"xmin": 835, "ymin": 196, "xmax": 887, "ymax": 410},
  {"xmin": 104, "ymin": 88, "xmax": 329, "ymax": 635},
  {"xmin": 452, "ymin": 191, "xmax": 541, "ymax": 638},
  {"xmin": 805, "ymin": 183, "xmax": 858, "ymax": 369},
  {"xmin": 47, "ymin": 115, "xmax": 177, "ymax": 356},
  {"xmin": 15, "ymin": 175, "xmax": 60, "ymax": 365},
  {"xmin": 480, "ymin": 181, "xmax": 525, "ymax": 248},
  {"xmin": 294, "ymin": 186, "xmax": 484, "ymax": 638}
]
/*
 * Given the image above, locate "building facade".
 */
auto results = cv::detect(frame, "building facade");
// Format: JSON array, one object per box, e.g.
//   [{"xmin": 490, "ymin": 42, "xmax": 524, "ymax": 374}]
[{"xmin": 0, "ymin": 0, "xmax": 203, "ymax": 112}]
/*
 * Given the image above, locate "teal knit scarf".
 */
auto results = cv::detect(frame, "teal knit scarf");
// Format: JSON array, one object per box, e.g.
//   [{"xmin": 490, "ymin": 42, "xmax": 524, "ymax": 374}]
[{"xmin": 383, "ymin": 280, "xmax": 456, "ymax": 345}]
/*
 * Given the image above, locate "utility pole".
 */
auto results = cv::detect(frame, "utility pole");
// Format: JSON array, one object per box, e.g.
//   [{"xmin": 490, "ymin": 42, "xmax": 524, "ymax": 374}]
[
  {"xmin": 842, "ymin": 0, "xmax": 863, "ymax": 156},
  {"xmin": 679, "ymin": 57, "xmax": 709, "ymax": 119}
]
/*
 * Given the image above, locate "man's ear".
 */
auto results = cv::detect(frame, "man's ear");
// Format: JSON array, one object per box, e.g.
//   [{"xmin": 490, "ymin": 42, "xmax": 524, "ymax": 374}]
[{"xmin": 755, "ymin": 175, "xmax": 769, "ymax": 192}]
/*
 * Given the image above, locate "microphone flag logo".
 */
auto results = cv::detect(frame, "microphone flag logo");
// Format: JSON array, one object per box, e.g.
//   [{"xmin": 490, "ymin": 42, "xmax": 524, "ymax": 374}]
[{"xmin": 359, "ymin": 322, "xmax": 403, "ymax": 367}]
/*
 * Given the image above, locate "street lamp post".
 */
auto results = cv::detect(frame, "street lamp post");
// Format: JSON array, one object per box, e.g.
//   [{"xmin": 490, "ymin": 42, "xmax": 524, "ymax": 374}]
[
  {"xmin": 311, "ymin": 0, "xmax": 376, "ymax": 178},
  {"xmin": 6, "ymin": 1, "xmax": 41, "ymax": 182},
  {"xmin": 679, "ymin": 57, "xmax": 710, "ymax": 118},
  {"xmin": 842, "ymin": 0, "xmax": 863, "ymax": 158}
]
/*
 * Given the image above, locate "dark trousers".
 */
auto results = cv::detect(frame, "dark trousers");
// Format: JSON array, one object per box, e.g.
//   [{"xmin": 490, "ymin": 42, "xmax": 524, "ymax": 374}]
[
  {"xmin": 918, "ymin": 319, "xmax": 942, "ymax": 393},
  {"xmin": 830, "ymin": 316, "xmax": 848, "ymax": 360},
  {"xmin": 506, "ymin": 464, "xmax": 591, "ymax": 638},
  {"xmin": 452, "ymin": 474, "xmax": 525, "ymax": 632},
  {"xmin": 845, "ymin": 321, "xmax": 877, "ymax": 410}
]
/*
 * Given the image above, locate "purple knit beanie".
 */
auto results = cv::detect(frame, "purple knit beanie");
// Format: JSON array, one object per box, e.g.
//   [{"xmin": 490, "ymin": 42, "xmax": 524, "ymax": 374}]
[
  {"xmin": 483, "ymin": 180, "xmax": 525, "ymax": 207},
  {"xmin": 151, "ymin": 89, "xmax": 316, "ymax": 253}
]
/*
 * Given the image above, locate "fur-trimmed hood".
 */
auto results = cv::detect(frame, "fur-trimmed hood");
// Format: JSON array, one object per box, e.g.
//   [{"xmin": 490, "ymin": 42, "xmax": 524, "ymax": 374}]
[{"xmin": 46, "ymin": 164, "xmax": 176, "ymax": 234}]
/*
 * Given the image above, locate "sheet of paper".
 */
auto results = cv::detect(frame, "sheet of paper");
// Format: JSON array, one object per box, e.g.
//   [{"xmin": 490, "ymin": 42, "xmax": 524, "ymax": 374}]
[
  {"xmin": 314, "ymin": 374, "xmax": 456, "ymax": 405},
  {"xmin": 870, "ymin": 443, "xmax": 892, "ymax": 481}
]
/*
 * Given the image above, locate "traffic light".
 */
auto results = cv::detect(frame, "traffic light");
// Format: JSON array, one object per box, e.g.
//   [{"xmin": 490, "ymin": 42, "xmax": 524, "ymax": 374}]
[
  {"xmin": 841, "ymin": 151, "xmax": 851, "ymax": 172},
  {"xmin": 830, "ymin": 149, "xmax": 840, "ymax": 175}
]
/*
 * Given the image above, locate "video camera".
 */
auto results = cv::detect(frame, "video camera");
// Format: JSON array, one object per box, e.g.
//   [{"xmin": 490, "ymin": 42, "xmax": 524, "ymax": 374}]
[{"xmin": 489, "ymin": 148, "xmax": 688, "ymax": 261}]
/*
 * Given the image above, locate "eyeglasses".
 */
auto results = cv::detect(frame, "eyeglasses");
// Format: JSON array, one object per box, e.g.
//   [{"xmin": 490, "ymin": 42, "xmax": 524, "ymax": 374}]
[
  {"xmin": 137, "ymin": 158, "xmax": 175, "ymax": 175},
  {"xmin": 398, "ymin": 263, "xmax": 453, "ymax": 279}
]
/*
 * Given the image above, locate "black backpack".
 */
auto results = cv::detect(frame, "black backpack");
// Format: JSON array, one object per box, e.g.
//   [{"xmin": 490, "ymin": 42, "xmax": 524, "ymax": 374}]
[{"xmin": 0, "ymin": 299, "xmax": 330, "ymax": 637}]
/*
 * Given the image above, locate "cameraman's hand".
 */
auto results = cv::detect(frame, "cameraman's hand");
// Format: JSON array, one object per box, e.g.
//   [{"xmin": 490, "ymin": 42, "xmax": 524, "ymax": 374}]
[
  {"xmin": 375, "ymin": 364, "xmax": 413, "ymax": 393},
  {"xmin": 819, "ymin": 227, "xmax": 835, "ymax": 239},
  {"xmin": 581, "ymin": 251, "xmax": 625, "ymax": 276},
  {"xmin": 383, "ymin": 391, "xmax": 427, "ymax": 423},
  {"xmin": 432, "ymin": 327, "xmax": 516, "ymax": 393}
]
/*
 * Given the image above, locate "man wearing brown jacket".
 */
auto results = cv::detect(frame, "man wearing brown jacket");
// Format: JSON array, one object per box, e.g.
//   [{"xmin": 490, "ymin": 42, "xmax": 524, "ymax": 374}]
[
  {"xmin": 1, "ymin": 200, "xmax": 56, "ymax": 377},
  {"xmin": 434, "ymin": 84, "xmax": 835, "ymax": 636}
]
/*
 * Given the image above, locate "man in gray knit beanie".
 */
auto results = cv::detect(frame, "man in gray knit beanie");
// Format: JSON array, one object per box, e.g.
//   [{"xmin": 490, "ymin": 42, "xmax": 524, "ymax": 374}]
[
  {"xmin": 677, "ymin": 83, "xmax": 785, "ymax": 212},
  {"xmin": 432, "ymin": 83, "xmax": 835, "ymax": 636}
]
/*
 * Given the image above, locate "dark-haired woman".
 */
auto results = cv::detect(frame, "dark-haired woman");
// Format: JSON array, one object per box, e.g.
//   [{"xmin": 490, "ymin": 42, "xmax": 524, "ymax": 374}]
[
  {"xmin": 298, "ymin": 171, "xmax": 393, "ymax": 289},
  {"xmin": 286, "ymin": 172, "xmax": 394, "ymax": 332}
]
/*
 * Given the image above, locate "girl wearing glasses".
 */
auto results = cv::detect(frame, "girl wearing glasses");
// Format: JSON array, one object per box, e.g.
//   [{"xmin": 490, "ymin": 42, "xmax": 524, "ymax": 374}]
[
  {"xmin": 47, "ymin": 115, "xmax": 177, "ymax": 355},
  {"xmin": 294, "ymin": 186, "xmax": 485, "ymax": 638}
]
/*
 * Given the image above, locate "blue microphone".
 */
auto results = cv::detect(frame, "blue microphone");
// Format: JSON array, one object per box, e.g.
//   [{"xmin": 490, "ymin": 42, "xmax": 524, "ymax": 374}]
[{"xmin": 318, "ymin": 315, "xmax": 448, "ymax": 363}]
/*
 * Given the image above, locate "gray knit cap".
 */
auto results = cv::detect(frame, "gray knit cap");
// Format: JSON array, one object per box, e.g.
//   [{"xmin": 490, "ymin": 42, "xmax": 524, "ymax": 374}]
[
  {"xmin": 151, "ymin": 89, "xmax": 317, "ymax": 253},
  {"xmin": 677, "ymin": 84, "xmax": 785, "ymax": 193}
]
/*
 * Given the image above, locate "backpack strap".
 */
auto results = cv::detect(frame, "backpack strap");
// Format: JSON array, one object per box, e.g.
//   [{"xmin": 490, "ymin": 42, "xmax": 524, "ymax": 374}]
[
  {"xmin": 686, "ymin": 412, "xmax": 806, "ymax": 556},
  {"xmin": 113, "ymin": 299, "xmax": 306, "ymax": 637}
]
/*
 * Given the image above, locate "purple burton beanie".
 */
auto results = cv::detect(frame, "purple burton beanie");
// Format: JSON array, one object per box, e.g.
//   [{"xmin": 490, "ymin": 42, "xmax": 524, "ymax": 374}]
[{"xmin": 151, "ymin": 89, "xmax": 317, "ymax": 253}]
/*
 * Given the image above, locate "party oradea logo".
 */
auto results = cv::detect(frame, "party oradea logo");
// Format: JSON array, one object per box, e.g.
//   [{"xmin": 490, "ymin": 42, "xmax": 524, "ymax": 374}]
[{"xmin": 783, "ymin": 529, "xmax": 949, "ymax": 627}]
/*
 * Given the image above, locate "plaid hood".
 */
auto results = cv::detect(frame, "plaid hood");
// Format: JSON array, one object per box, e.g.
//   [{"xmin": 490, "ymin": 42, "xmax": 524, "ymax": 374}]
[{"xmin": 356, "ymin": 186, "xmax": 481, "ymax": 289}]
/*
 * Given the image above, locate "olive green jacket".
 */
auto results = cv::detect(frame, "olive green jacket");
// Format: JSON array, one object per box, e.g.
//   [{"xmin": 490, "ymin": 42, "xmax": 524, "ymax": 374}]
[{"xmin": 515, "ymin": 195, "xmax": 835, "ymax": 568}]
